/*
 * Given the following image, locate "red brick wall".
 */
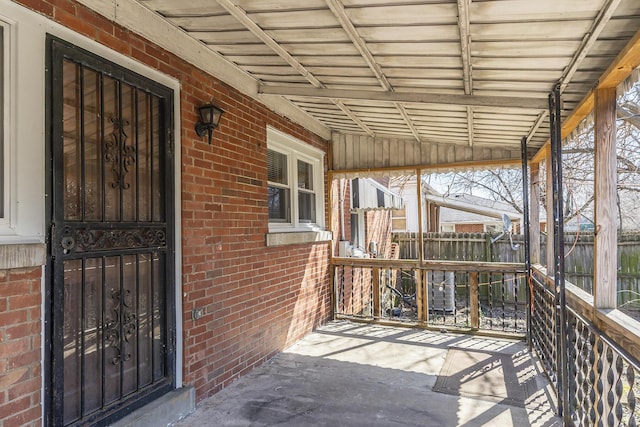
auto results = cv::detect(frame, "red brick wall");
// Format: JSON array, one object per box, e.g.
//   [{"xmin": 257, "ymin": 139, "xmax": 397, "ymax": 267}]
[
  {"xmin": 179, "ymin": 50, "xmax": 332, "ymax": 403},
  {"xmin": 13, "ymin": 0, "xmax": 332, "ymax": 407},
  {"xmin": 455, "ymin": 223, "xmax": 484, "ymax": 233},
  {"xmin": 365, "ymin": 210, "xmax": 393, "ymax": 258},
  {"xmin": 180, "ymin": 68, "xmax": 331, "ymax": 400},
  {"xmin": 0, "ymin": 267, "xmax": 42, "ymax": 427}
]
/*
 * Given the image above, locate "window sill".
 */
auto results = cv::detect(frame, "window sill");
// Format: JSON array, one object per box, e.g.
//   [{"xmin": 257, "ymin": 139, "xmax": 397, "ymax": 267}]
[
  {"xmin": 265, "ymin": 230, "xmax": 332, "ymax": 247},
  {"xmin": 0, "ymin": 242, "xmax": 46, "ymax": 269}
]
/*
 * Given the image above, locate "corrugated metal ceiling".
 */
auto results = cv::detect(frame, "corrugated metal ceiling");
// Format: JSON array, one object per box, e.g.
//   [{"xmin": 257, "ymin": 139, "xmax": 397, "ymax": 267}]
[{"xmin": 138, "ymin": 0, "xmax": 640, "ymax": 159}]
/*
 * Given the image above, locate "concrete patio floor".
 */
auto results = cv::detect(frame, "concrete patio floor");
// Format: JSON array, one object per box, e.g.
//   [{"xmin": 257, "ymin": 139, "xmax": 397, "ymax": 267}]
[{"xmin": 171, "ymin": 321, "xmax": 561, "ymax": 427}]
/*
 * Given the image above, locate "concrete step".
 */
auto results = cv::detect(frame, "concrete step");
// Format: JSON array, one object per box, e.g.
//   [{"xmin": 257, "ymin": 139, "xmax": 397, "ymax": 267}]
[{"xmin": 110, "ymin": 387, "xmax": 195, "ymax": 427}]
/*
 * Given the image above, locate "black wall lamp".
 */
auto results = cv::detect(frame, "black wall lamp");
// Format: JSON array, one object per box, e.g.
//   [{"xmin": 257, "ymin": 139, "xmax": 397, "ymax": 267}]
[{"xmin": 195, "ymin": 102, "xmax": 224, "ymax": 144}]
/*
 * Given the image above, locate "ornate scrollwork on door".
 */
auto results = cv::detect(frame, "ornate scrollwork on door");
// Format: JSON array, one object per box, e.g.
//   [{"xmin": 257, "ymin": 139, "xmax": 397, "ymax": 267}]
[
  {"xmin": 71, "ymin": 228, "xmax": 166, "ymax": 252},
  {"xmin": 105, "ymin": 289, "xmax": 137, "ymax": 365},
  {"xmin": 104, "ymin": 116, "xmax": 136, "ymax": 189}
]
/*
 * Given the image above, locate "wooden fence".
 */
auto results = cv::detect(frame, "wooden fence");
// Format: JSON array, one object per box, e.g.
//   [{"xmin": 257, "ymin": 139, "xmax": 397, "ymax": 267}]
[{"xmin": 393, "ymin": 232, "xmax": 640, "ymax": 310}]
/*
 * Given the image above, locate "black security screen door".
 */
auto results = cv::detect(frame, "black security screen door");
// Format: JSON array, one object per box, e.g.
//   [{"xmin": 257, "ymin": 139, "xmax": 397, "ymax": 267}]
[{"xmin": 48, "ymin": 38, "xmax": 175, "ymax": 427}]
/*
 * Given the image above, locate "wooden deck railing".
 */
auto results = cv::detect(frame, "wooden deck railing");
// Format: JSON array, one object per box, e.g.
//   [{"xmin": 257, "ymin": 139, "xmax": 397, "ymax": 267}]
[{"xmin": 331, "ymin": 258, "xmax": 528, "ymax": 335}]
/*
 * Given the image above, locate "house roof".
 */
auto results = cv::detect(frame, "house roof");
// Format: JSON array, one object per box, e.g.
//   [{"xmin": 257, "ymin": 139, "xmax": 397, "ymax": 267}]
[
  {"xmin": 425, "ymin": 193, "xmax": 521, "ymax": 222},
  {"xmin": 439, "ymin": 207, "xmax": 505, "ymax": 225}
]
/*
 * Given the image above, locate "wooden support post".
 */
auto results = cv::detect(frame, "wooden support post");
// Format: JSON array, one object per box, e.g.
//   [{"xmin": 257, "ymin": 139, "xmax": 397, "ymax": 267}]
[
  {"xmin": 469, "ymin": 271, "xmax": 479, "ymax": 329},
  {"xmin": 546, "ymin": 150, "xmax": 555, "ymax": 275},
  {"xmin": 594, "ymin": 87, "xmax": 618, "ymax": 309},
  {"xmin": 372, "ymin": 267, "xmax": 381, "ymax": 318},
  {"xmin": 415, "ymin": 269, "xmax": 424, "ymax": 324},
  {"xmin": 424, "ymin": 273, "xmax": 430, "ymax": 323},
  {"xmin": 530, "ymin": 163, "xmax": 541, "ymax": 265},
  {"xmin": 329, "ymin": 264, "xmax": 337, "ymax": 319}
]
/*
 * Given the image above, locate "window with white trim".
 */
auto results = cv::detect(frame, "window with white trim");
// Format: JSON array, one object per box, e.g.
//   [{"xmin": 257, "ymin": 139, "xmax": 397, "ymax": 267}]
[
  {"xmin": 440, "ymin": 224, "xmax": 455, "ymax": 233},
  {"xmin": 267, "ymin": 127, "xmax": 324, "ymax": 231},
  {"xmin": 485, "ymin": 223, "xmax": 502, "ymax": 233}
]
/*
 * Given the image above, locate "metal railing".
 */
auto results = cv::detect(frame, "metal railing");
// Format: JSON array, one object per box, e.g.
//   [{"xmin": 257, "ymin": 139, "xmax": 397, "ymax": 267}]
[
  {"xmin": 530, "ymin": 268, "xmax": 558, "ymax": 384},
  {"xmin": 530, "ymin": 267, "xmax": 640, "ymax": 426},
  {"xmin": 332, "ymin": 258, "xmax": 527, "ymax": 334}
]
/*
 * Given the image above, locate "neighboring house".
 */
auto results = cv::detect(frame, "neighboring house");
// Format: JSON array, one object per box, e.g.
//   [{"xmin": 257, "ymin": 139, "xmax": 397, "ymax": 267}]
[
  {"xmin": 437, "ymin": 192, "xmax": 596, "ymax": 234},
  {"xmin": 434, "ymin": 194, "xmax": 522, "ymax": 233},
  {"xmin": 389, "ymin": 177, "xmax": 523, "ymax": 234},
  {"xmin": 439, "ymin": 207, "xmax": 510, "ymax": 233},
  {"xmin": 393, "ymin": 184, "xmax": 601, "ymax": 236},
  {"xmin": 335, "ymin": 178, "xmax": 401, "ymax": 258},
  {"xmin": 389, "ymin": 176, "xmax": 440, "ymax": 233}
]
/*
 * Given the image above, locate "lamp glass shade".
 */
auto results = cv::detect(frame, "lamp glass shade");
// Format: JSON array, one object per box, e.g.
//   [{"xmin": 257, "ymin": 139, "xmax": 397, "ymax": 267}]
[
  {"xmin": 198, "ymin": 103, "xmax": 224, "ymax": 127},
  {"xmin": 198, "ymin": 104, "xmax": 213, "ymax": 125},
  {"xmin": 212, "ymin": 106, "xmax": 224, "ymax": 127}
]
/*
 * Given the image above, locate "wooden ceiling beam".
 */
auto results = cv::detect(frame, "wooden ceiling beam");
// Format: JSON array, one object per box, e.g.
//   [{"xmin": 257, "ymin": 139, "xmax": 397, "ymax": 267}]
[
  {"xmin": 215, "ymin": 0, "xmax": 323, "ymax": 88},
  {"xmin": 526, "ymin": 110, "xmax": 548, "ymax": 143},
  {"xmin": 334, "ymin": 100, "xmax": 375, "ymax": 137},
  {"xmin": 325, "ymin": 0, "xmax": 422, "ymax": 142},
  {"xmin": 216, "ymin": 0, "xmax": 376, "ymax": 136},
  {"xmin": 457, "ymin": 0, "xmax": 472, "ymax": 96},
  {"xmin": 395, "ymin": 103, "xmax": 422, "ymax": 142},
  {"xmin": 457, "ymin": 0, "xmax": 474, "ymax": 147},
  {"xmin": 259, "ymin": 85, "xmax": 549, "ymax": 109},
  {"xmin": 324, "ymin": 0, "xmax": 391, "ymax": 92}
]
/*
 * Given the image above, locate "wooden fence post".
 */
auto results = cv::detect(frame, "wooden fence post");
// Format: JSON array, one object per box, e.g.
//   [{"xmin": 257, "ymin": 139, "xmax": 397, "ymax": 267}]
[
  {"xmin": 372, "ymin": 267, "xmax": 381, "ymax": 318},
  {"xmin": 470, "ymin": 271, "xmax": 479, "ymax": 329},
  {"xmin": 417, "ymin": 269, "xmax": 429, "ymax": 324}
]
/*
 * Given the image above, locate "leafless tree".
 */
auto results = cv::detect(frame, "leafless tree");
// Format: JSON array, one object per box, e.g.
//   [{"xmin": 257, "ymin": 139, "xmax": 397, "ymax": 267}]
[
  {"xmin": 432, "ymin": 169, "xmax": 524, "ymax": 214},
  {"xmin": 425, "ymin": 81, "xmax": 640, "ymax": 232}
]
